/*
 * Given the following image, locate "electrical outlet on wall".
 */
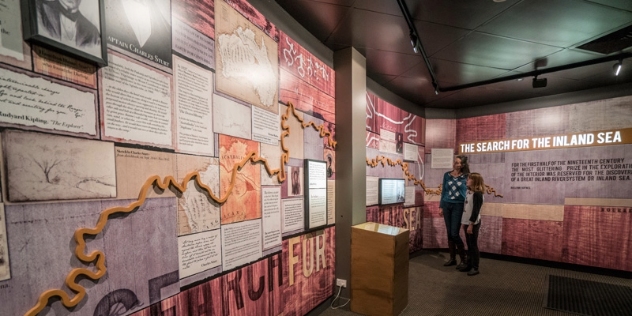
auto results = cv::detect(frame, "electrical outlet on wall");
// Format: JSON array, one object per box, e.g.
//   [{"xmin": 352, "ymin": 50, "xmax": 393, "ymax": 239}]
[{"xmin": 336, "ymin": 278, "xmax": 347, "ymax": 288}]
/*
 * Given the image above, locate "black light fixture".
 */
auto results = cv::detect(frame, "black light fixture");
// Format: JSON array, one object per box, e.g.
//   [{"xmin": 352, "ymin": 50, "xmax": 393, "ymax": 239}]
[
  {"xmin": 532, "ymin": 76, "xmax": 547, "ymax": 88},
  {"xmin": 397, "ymin": 0, "xmax": 440, "ymax": 94},
  {"xmin": 614, "ymin": 61, "xmax": 622, "ymax": 76},
  {"xmin": 409, "ymin": 31, "xmax": 418, "ymax": 54}
]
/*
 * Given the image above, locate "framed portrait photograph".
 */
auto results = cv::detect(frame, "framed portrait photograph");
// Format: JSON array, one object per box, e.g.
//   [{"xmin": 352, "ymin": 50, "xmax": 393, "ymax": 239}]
[
  {"xmin": 288, "ymin": 166, "xmax": 303, "ymax": 197},
  {"xmin": 21, "ymin": 0, "xmax": 108, "ymax": 65},
  {"xmin": 105, "ymin": 0, "xmax": 172, "ymax": 70}
]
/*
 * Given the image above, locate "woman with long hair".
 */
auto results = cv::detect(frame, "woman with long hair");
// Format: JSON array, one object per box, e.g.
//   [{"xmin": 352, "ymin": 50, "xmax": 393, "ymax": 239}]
[{"xmin": 439, "ymin": 155, "xmax": 470, "ymax": 269}]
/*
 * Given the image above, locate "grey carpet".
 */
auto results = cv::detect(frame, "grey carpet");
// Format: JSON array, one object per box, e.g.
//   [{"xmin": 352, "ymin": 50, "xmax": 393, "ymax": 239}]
[
  {"xmin": 545, "ymin": 275, "xmax": 632, "ymax": 316},
  {"xmin": 320, "ymin": 251, "xmax": 632, "ymax": 316}
]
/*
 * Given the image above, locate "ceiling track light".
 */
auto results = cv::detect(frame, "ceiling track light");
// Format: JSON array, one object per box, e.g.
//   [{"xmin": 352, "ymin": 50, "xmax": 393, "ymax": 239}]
[
  {"xmin": 409, "ymin": 31, "xmax": 418, "ymax": 54},
  {"xmin": 532, "ymin": 76, "xmax": 547, "ymax": 88},
  {"xmin": 614, "ymin": 61, "xmax": 622, "ymax": 76},
  {"xmin": 399, "ymin": 0, "xmax": 632, "ymax": 94},
  {"xmin": 432, "ymin": 82, "xmax": 439, "ymax": 95}
]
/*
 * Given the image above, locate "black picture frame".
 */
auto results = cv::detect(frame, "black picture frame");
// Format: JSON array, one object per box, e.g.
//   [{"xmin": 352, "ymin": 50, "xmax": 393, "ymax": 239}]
[
  {"xmin": 21, "ymin": 0, "xmax": 108, "ymax": 66},
  {"xmin": 304, "ymin": 159, "xmax": 328, "ymax": 230}
]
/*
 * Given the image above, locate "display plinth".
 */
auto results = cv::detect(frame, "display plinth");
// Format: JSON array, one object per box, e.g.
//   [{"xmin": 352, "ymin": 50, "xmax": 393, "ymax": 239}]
[{"xmin": 350, "ymin": 222, "xmax": 409, "ymax": 316}]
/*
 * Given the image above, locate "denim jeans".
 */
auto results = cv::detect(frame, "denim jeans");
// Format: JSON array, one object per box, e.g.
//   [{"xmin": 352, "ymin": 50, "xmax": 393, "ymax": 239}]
[
  {"xmin": 465, "ymin": 222, "xmax": 481, "ymax": 269},
  {"xmin": 442, "ymin": 202, "xmax": 464, "ymax": 247}
]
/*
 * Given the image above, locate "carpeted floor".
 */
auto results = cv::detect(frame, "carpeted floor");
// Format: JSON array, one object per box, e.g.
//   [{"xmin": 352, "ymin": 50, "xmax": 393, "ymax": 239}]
[{"xmin": 319, "ymin": 250, "xmax": 632, "ymax": 316}]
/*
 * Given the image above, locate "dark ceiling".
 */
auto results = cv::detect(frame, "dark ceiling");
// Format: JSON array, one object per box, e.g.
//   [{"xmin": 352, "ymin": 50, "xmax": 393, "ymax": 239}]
[{"xmin": 275, "ymin": 0, "xmax": 632, "ymax": 109}]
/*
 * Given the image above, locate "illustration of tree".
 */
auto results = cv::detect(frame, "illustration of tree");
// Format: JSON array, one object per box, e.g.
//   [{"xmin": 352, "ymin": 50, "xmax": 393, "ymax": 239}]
[
  {"xmin": 30, "ymin": 145, "xmax": 65, "ymax": 184},
  {"xmin": 32, "ymin": 157, "xmax": 63, "ymax": 184}
]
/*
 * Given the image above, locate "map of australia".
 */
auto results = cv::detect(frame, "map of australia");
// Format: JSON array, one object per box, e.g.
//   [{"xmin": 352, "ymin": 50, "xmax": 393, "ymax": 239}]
[
  {"xmin": 176, "ymin": 157, "xmax": 221, "ymax": 236},
  {"xmin": 219, "ymin": 135, "xmax": 261, "ymax": 224},
  {"xmin": 215, "ymin": 0, "xmax": 278, "ymax": 113}
]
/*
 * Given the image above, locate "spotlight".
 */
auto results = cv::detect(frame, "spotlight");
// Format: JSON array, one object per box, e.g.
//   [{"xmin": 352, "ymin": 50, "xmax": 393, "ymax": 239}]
[
  {"xmin": 409, "ymin": 31, "xmax": 418, "ymax": 53},
  {"xmin": 613, "ymin": 61, "xmax": 622, "ymax": 76},
  {"xmin": 532, "ymin": 76, "xmax": 547, "ymax": 88}
]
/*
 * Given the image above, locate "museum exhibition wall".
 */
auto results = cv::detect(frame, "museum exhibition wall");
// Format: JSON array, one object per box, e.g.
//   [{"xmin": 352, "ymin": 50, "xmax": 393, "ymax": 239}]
[
  {"xmin": 424, "ymin": 95, "xmax": 632, "ymax": 271},
  {"xmin": 366, "ymin": 90, "xmax": 632, "ymax": 271},
  {"xmin": 0, "ymin": 0, "xmax": 336, "ymax": 315},
  {"xmin": 365, "ymin": 91, "xmax": 425, "ymax": 253}
]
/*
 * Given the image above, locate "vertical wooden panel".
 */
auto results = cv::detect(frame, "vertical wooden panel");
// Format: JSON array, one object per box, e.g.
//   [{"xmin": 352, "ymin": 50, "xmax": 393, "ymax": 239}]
[
  {"xmin": 529, "ymin": 220, "xmax": 562, "ymax": 262},
  {"xmin": 366, "ymin": 92, "xmax": 380, "ymax": 133},
  {"xmin": 148, "ymin": 293, "xmax": 179, "ymax": 315},
  {"xmin": 366, "ymin": 131, "xmax": 380, "ymax": 149},
  {"xmin": 172, "ymin": 0, "xmax": 215, "ymax": 38},
  {"xmin": 563, "ymin": 205, "xmax": 632, "ymax": 271},
  {"xmin": 279, "ymin": 32, "xmax": 335, "ymax": 98},
  {"xmin": 224, "ymin": 0, "xmax": 279, "ymax": 41},
  {"xmin": 478, "ymin": 215, "xmax": 502, "ymax": 254},
  {"xmin": 221, "ymin": 258, "xmax": 268, "ymax": 316},
  {"xmin": 282, "ymin": 227, "xmax": 335, "ymax": 315},
  {"xmin": 377, "ymin": 98, "xmax": 404, "ymax": 135},
  {"xmin": 178, "ymin": 277, "xmax": 223, "ymax": 316},
  {"xmin": 405, "ymin": 114, "xmax": 425, "ymax": 145},
  {"xmin": 456, "ymin": 114, "xmax": 507, "ymax": 144},
  {"xmin": 279, "ymin": 68, "xmax": 335, "ymax": 123},
  {"xmin": 502, "ymin": 219, "xmax": 530, "ymax": 258},
  {"xmin": 425, "ymin": 119, "xmax": 456, "ymax": 153}
]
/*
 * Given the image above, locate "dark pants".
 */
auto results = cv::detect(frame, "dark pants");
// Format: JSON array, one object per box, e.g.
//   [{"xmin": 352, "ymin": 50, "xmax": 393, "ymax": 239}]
[
  {"xmin": 464, "ymin": 222, "xmax": 481, "ymax": 269},
  {"xmin": 442, "ymin": 202, "xmax": 464, "ymax": 247}
]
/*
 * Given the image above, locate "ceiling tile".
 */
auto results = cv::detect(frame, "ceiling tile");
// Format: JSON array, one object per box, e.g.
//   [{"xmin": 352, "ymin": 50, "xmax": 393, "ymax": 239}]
[
  {"xmin": 573, "ymin": 57, "xmax": 632, "ymax": 82},
  {"xmin": 329, "ymin": 43, "xmax": 350, "ymax": 52},
  {"xmin": 422, "ymin": 94, "xmax": 465, "ymax": 109},
  {"xmin": 512, "ymin": 54, "xmax": 630, "ymax": 81},
  {"xmin": 428, "ymin": 84, "xmax": 536, "ymax": 109},
  {"xmin": 535, "ymin": 61, "xmax": 613, "ymax": 81},
  {"xmin": 405, "ymin": 0, "xmax": 522, "ymax": 30},
  {"xmin": 386, "ymin": 75, "xmax": 460, "ymax": 105},
  {"xmin": 364, "ymin": 49, "xmax": 424, "ymax": 76},
  {"xmin": 278, "ymin": 0, "xmax": 632, "ymax": 108},
  {"xmin": 353, "ymin": 0, "xmax": 402, "ymax": 16},
  {"xmin": 428, "ymin": 59, "xmax": 510, "ymax": 86},
  {"xmin": 368, "ymin": 73, "xmax": 397, "ymax": 86},
  {"xmin": 415, "ymin": 21, "xmax": 471, "ymax": 56},
  {"xmin": 436, "ymin": 32, "xmax": 563, "ymax": 70},
  {"xmin": 386, "ymin": 75, "xmax": 435, "ymax": 103},
  {"xmin": 477, "ymin": 0, "xmax": 632, "ymax": 47},
  {"xmin": 308, "ymin": 0, "xmax": 355, "ymax": 6},
  {"xmin": 513, "ymin": 49, "xmax": 605, "ymax": 75},
  {"xmin": 327, "ymin": 9, "xmax": 411, "ymax": 53},
  {"xmin": 397, "ymin": 59, "xmax": 432, "ymax": 79},
  {"xmin": 585, "ymin": 0, "xmax": 632, "ymax": 11},
  {"xmin": 276, "ymin": 0, "xmax": 351, "ymax": 42},
  {"xmin": 527, "ymin": 77, "xmax": 598, "ymax": 98}
]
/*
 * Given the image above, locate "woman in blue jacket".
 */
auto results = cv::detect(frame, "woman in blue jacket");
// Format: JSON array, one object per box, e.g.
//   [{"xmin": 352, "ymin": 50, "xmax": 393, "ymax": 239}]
[{"xmin": 439, "ymin": 155, "xmax": 470, "ymax": 268}]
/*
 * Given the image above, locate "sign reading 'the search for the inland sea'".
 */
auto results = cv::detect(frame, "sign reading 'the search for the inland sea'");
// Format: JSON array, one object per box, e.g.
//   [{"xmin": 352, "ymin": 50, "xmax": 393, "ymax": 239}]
[{"xmin": 459, "ymin": 128, "xmax": 631, "ymax": 154}]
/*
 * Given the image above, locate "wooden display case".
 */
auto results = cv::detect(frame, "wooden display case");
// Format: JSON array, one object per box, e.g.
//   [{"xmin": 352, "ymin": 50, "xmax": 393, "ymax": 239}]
[{"xmin": 350, "ymin": 222, "xmax": 409, "ymax": 316}]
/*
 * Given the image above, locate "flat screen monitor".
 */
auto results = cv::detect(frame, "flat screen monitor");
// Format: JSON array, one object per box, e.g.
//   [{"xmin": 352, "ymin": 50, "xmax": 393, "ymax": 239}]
[{"xmin": 378, "ymin": 178, "xmax": 405, "ymax": 205}]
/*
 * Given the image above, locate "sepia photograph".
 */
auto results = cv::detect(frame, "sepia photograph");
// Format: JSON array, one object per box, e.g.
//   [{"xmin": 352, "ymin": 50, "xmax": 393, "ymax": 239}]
[
  {"xmin": 22, "ymin": 0, "xmax": 107, "ymax": 64},
  {"xmin": 288, "ymin": 166, "xmax": 303, "ymax": 197}
]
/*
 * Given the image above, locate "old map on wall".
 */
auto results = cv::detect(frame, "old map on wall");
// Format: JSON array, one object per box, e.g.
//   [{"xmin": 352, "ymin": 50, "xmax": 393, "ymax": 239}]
[
  {"xmin": 215, "ymin": 0, "xmax": 278, "ymax": 114},
  {"xmin": 219, "ymin": 135, "xmax": 261, "ymax": 224},
  {"xmin": 176, "ymin": 154, "xmax": 221, "ymax": 235}
]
